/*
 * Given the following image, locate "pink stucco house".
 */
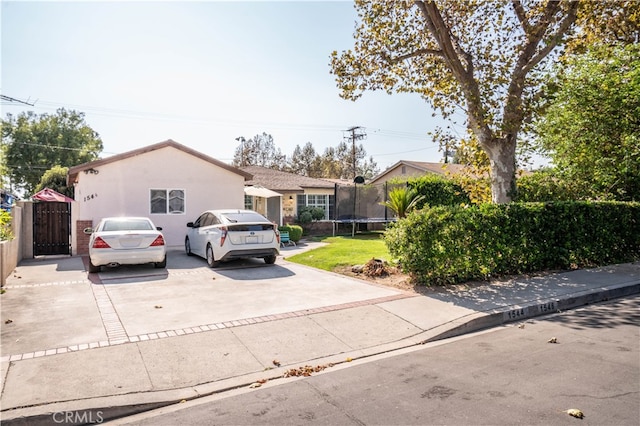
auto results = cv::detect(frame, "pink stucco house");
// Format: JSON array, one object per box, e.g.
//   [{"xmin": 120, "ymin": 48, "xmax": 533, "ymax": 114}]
[{"xmin": 67, "ymin": 139, "xmax": 252, "ymax": 253}]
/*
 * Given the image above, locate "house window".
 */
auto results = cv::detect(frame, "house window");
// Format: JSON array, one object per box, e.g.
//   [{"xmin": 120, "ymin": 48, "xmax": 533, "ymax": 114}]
[
  {"xmin": 297, "ymin": 194, "xmax": 332, "ymax": 220},
  {"xmin": 150, "ymin": 189, "xmax": 185, "ymax": 214},
  {"xmin": 401, "ymin": 165, "xmax": 406, "ymax": 174},
  {"xmin": 244, "ymin": 194, "xmax": 253, "ymax": 210}
]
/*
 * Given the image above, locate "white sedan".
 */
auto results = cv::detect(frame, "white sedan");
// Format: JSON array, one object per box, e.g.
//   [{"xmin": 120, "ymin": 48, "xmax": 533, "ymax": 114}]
[
  {"xmin": 185, "ymin": 209, "xmax": 280, "ymax": 267},
  {"xmin": 84, "ymin": 217, "xmax": 167, "ymax": 273}
]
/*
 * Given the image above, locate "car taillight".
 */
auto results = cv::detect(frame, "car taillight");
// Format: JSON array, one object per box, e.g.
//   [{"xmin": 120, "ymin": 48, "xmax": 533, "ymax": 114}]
[
  {"xmin": 92, "ymin": 237, "xmax": 110, "ymax": 249},
  {"xmin": 150, "ymin": 235, "xmax": 165, "ymax": 246},
  {"xmin": 220, "ymin": 227, "xmax": 228, "ymax": 246}
]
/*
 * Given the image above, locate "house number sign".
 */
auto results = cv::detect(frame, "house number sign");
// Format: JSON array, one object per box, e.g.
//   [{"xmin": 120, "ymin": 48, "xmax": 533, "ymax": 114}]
[{"xmin": 83, "ymin": 193, "xmax": 98, "ymax": 202}]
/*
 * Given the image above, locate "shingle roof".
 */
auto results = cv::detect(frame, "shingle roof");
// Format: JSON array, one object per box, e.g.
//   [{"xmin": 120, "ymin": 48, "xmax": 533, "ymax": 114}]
[
  {"xmin": 369, "ymin": 160, "xmax": 467, "ymax": 184},
  {"xmin": 67, "ymin": 139, "xmax": 252, "ymax": 184},
  {"xmin": 240, "ymin": 165, "xmax": 335, "ymax": 192}
]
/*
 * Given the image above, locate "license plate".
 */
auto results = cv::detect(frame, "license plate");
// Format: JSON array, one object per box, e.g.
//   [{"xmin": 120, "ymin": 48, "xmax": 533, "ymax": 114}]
[{"xmin": 246, "ymin": 236, "xmax": 258, "ymax": 244}]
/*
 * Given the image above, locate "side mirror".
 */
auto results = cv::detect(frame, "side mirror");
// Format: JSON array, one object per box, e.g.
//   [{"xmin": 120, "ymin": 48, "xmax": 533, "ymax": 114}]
[
  {"xmin": 83, "ymin": 227, "xmax": 94, "ymax": 235},
  {"xmin": 186, "ymin": 222, "xmax": 194, "ymax": 228}
]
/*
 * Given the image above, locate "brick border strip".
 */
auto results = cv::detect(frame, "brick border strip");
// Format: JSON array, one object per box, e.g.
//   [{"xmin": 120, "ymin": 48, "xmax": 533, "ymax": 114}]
[{"xmin": 1, "ymin": 292, "xmax": 415, "ymax": 363}]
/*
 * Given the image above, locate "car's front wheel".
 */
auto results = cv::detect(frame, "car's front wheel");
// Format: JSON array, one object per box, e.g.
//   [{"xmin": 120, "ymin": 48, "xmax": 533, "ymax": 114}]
[
  {"xmin": 185, "ymin": 237, "xmax": 193, "ymax": 256},
  {"xmin": 88, "ymin": 259, "xmax": 100, "ymax": 273},
  {"xmin": 264, "ymin": 255, "xmax": 277, "ymax": 264},
  {"xmin": 206, "ymin": 244, "xmax": 220, "ymax": 268}
]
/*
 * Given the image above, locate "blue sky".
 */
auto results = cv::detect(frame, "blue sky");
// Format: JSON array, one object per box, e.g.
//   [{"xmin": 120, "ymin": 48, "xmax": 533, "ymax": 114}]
[{"xmin": 1, "ymin": 0, "xmax": 450, "ymax": 172}]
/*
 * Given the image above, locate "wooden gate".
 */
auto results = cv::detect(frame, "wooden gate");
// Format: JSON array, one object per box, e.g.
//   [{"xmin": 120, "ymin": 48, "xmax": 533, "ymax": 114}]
[{"xmin": 33, "ymin": 201, "xmax": 71, "ymax": 256}]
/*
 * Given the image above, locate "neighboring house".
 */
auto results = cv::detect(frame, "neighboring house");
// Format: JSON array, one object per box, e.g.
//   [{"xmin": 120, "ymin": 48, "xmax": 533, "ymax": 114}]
[
  {"xmin": 67, "ymin": 139, "xmax": 252, "ymax": 253},
  {"xmin": 368, "ymin": 160, "xmax": 467, "ymax": 185},
  {"xmin": 240, "ymin": 166, "xmax": 338, "ymax": 225}
]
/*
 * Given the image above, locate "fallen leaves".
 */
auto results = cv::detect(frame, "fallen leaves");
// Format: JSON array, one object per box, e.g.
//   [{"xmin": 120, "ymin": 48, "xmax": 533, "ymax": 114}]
[
  {"xmin": 283, "ymin": 364, "xmax": 331, "ymax": 378},
  {"xmin": 548, "ymin": 337, "xmax": 558, "ymax": 344},
  {"xmin": 566, "ymin": 408, "xmax": 584, "ymax": 419},
  {"xmin": 272, "ymin": 359, "xmax": 281, "ymax": 367},
  {"xmin": 154, "ymin": 305, "xmax": 163, "ymax": 309},
  {"xmin": 5, "ymin": 319, "xmax": 13, "ymax": 324},
  {"xmin": 249, "ymin": 379, "xmax": 268, "ymax": 388}
]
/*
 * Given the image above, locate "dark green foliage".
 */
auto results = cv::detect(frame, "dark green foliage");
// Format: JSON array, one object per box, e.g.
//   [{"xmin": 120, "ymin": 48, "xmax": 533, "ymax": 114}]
[
  {"xmin": 34, "ymin": 166, "xmax": 74, "ymax": 198},
  {"xmin": 535, "ymin": 44, "xmax": 640, "ymax": 201},
  {"xmin": 404, "ymin": 174, "xmax": 471, "ymax": 207},
  {"xmin": 297, "ymin": 206, "xmax": 325, "ymax": 224},
  {"xmin": 2, "ymin": 108, "xmax": 102, "ymax": 195},
  {"xmin": 384, "ymin": 202, "xmax": 640, "ymax": 285},
  {"xmin": 514, "ymin": 169, "xmax": 575, "ymax": 202},
  {"xmin": 278, "ymin": 224, "xmax": 303, "ymax": 242}
]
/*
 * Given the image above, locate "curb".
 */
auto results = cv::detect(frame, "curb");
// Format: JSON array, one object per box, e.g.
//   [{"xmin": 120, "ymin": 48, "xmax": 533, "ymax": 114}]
[
  {"xmin": 421, "ymin": 281, "xmax": 640, "ymax": 343},
  {"xmin": 2, "ymin": 281, "xmax": 639, "ymax": 425}
]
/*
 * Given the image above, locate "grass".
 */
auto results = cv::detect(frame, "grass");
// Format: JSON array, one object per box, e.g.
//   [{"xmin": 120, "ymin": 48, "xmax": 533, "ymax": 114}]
[{"xmin": 286, "ymin": 232, "xmax": 391, "ymax": 271}]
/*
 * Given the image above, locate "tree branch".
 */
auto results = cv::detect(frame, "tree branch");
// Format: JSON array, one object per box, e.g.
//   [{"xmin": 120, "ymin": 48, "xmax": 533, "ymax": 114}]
[
  {"xmin": 382, "ymin": 48, "xmax": 443, "ymax": 64},
  {"xmin": 523, "ymin": 1, "xmax": 579, "ymax": 74},
  {"xmin": 511, "ymin": 0, "xmax": 531, "ymax": 34},
  {"xmin": 414, "ymin": 0, "xmax": 491, "ymax": 143},
  {"xmin": 503, "ymin": 1, "xmax": 578, "ymax": 135}
]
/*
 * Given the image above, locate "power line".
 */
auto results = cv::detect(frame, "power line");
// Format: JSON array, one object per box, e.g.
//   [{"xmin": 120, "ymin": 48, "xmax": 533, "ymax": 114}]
[{"xmin": 0, "ymin": 94, "xmax": 35, "ymax": 106}]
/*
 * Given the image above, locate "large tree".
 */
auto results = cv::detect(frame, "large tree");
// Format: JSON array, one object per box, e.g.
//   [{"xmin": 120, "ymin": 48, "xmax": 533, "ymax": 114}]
[
  {"xmin": 535, "ymin": 44, "xmax": 640, "ymax": 201},
  {"xmin": 331, "ymin": 0, "xmax": 587, "ymax": 203},
  {"xmin": 2, "ymin": 108, "xmax": 102, "ymax": 195},
  {"xmin": 289, "ymin": 142, "xmax": 322, "ymax": 177},
  {"xmin": 34, "ymin": 165, "xmax": 73, "ymax": 198},
  {"xmin": 232, "ymin": 133, "xmax": 286, "ymax": 169}
]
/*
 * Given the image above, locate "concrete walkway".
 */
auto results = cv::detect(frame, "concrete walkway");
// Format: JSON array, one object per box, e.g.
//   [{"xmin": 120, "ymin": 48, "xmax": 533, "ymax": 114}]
[{"xmin": 1, "ymin": 245, "xmax": 638, "ymax": 425}]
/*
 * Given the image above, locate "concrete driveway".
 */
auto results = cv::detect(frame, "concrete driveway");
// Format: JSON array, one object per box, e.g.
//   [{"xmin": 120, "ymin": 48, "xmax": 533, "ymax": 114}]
[{"xmin": 1, "ymin": 245, "xmax": 409, "ymax": 357}]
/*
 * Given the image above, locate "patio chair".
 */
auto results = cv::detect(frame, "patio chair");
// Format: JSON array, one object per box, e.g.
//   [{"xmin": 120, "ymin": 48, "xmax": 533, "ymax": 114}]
[{"xmin": 280, "ymin": 231, "xmax": 296, "ymax": 247}]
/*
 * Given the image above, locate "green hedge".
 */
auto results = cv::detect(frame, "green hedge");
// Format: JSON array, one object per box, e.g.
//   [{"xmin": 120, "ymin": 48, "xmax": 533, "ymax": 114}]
[
  {"xmin": 404, "ymin": 174, "xmax": 471, "ymax": 207},
  {"xmin": 384, "ymin": 202, "xmax": 640, "ymax": 285},
  {"xmin": 279, "ymin": 224, "xmax": 303, "ymax": 242}
]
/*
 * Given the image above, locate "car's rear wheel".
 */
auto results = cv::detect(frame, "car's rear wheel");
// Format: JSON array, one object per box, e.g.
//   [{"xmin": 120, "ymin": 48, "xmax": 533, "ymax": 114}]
[
  {"xmin": 264, "ymin": 255, "xmax": 277, "ymax": 264},
  {"xmin": 155, "ymin": 255, "xmax": 167, "ymax": 268},
  {"xmin": 185, "ymin": 237, "xmax": 192, "ymax": 256},
  {"xmin": 206, "ymin": 244, "xmax": 220, "ymax": 268},
  {"xmin": 88, "ymin": 259, "xmax": 100, "ymax": 273}
]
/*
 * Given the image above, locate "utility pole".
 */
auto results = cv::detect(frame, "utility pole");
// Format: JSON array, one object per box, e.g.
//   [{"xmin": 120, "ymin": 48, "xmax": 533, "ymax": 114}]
[{"xmin": 343, "ymin": 126, "xmax": 366, "ymax": 179}]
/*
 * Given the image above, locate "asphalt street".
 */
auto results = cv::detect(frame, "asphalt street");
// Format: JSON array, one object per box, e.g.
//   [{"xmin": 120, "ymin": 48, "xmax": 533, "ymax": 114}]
[{"xmin": 112, "ymin": 295, "xmax": 640, "ymax": 426}]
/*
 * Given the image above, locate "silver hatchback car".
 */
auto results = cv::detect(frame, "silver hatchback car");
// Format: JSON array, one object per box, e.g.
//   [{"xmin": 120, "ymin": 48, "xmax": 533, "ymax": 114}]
[{"xmin": 185, "ymin": 209, "xmax": 280, "ymax": 267}]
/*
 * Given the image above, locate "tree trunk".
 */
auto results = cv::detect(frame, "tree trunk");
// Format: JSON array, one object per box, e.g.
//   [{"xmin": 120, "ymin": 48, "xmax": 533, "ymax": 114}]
[{"xmin": 483, "ymin": 137, "xmax": 517, "ymax": 204}]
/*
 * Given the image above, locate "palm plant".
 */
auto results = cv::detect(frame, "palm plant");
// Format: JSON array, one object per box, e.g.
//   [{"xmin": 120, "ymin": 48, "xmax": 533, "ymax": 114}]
[{"xmin": 380, "ymin": 187, "xmax": 425, "ymax": 218}]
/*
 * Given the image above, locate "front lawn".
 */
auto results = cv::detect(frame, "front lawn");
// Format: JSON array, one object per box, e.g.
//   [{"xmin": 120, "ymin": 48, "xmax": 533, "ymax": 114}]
[{"xmin": 286, "ymin": 233, "xmax": 391, "ymax": 271}]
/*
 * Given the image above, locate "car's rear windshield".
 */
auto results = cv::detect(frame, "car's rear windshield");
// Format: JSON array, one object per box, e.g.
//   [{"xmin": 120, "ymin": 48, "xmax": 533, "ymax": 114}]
[
  {"xmin": 221, "ymin": 212, "xmax": 268, "ymax": 223},
  {"xmin": 103, "ymin": 219, "xmax": 154, "ymax": 231}
]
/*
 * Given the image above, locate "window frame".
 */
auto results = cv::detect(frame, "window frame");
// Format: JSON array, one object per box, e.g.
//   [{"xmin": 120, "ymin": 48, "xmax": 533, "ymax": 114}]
[{"xmin": 150, "ymin": 188, "xmax": 185, "ymax": 215}]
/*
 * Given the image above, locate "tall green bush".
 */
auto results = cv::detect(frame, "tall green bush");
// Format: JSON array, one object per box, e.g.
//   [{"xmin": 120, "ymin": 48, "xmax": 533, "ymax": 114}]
[
  {"xmin": 0, "ymin": 210, "xmax": 13, "ymax": 241},
  {"xmin": 384, "ymin": 202, "xmax": 640, "ymax": 285},
  {"xmin": 515, "ymin": 169, "xmax": 576, "ymax": 202},
  {"xmin": 279, "ymin": 224, "xmax": 303, "ymax": 242},
  {"xmin": 404, "ymin": 174, "xmax": 471, "ymax": 207}
]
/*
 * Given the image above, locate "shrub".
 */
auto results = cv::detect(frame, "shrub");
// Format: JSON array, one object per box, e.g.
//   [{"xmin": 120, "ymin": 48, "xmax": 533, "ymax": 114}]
[
  {"xmin": 0, "ymin": 210, "xmax": 13, "ymax": 241},
  {"xmin": 379, "ymin": 187, "xmax": 425, "ymax": 218},
  {"xmin": 515, "ymin": 169, "xmax": 576, "ymax": 202},
  {"xmin": 405, "ymin": 174, "xmax": 471, "ymax": 207},
  {"xmin": 297, "ymin": 206, "xmax": 325, "ymax": 224},
  {"xmin": 384, "ymin": 201, "xmax": 640, "ymax": 285},
  {"xmin": 279, "ymin": 224, "xmax": 303, "ymax": 242}
]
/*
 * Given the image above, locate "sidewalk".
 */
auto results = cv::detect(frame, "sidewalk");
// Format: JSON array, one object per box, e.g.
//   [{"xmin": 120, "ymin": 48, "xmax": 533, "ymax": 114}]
[{"xmin": 1, "ymin": 251, "xmax": 638, "ymax": 424}]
